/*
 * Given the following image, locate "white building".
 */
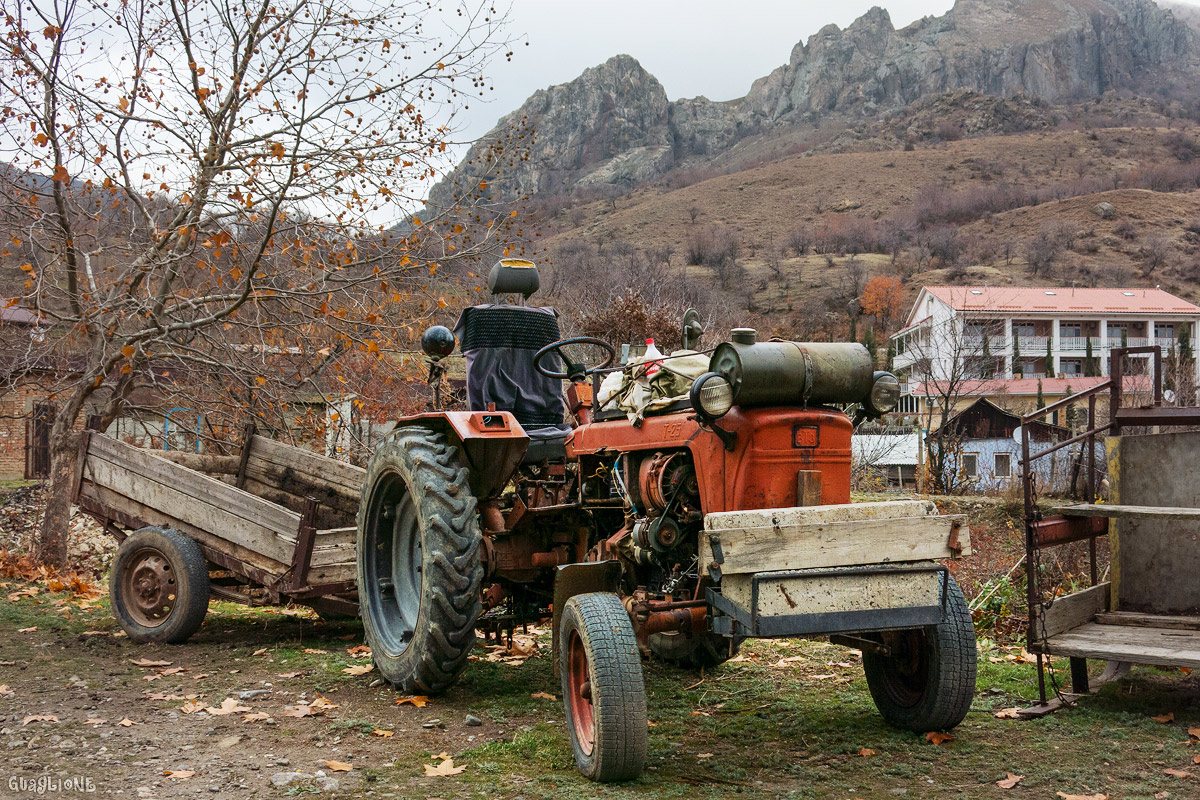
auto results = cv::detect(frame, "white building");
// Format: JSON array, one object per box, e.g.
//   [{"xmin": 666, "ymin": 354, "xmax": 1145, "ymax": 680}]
[{"xmin": 890, "ymin": 286, "xmax": 1200, "ymax": 414}]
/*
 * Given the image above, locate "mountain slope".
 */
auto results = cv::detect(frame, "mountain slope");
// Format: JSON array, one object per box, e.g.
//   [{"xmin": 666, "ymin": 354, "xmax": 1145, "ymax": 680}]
[{"xmin": 430, "ymin": 0, "xmax": 1196, "ymax": 206}]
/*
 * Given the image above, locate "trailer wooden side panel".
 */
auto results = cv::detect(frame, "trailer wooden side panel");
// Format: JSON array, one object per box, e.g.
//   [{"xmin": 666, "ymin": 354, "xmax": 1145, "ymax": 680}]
[{"xmin": 81, "ymin": 435, "xmax": 301, "ymax": 566}]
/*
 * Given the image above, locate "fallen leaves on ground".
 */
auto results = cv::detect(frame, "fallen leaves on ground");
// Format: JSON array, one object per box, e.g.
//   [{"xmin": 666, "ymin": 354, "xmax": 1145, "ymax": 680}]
[
  {"xmin": 129, "ymin": 658, "xmax": 172, "ymax": 667},
  {"xmin": 159, "ymin": 667, "xmax": 187, "ymax": 676},
  {"xmin": 1189, "ymin": 727, "xmax": 1200, "ymax": 740},
  {"xmin": 994, "ymin": 707, "xmax": 1023, "ymax": 719},
  {"xmin": 857, "ymin": 748, "xmax": 875, "ymax": 757},
  {"xmin": 997, "ymin": 773, "xmax": 1024, "ymax": 789},
  {"xmin": 395, "ymin": 695, "xmax": 429, "ymax": 708},
  {"xmin": 180, "ymin": 701, "xmax": 204, "ymax": 715},
  {"xmin": 1153, "ymin": 713, "xmax": 1177, "ymax": 724},
  {"xmin": 276, "ymin": 671, "xmax": 303, "ymax": 679},
  {"xmin": 342, "ymin": 664, "xmax": 373, "ymax": 676},
  {"xmin": 204, "ymin": 697, "xmax": 250, "ymax": 716},
  {"xmin": 925, "ymin": 732, "xmax": 954, "ymax": 745},
  {"xmin": 118, "ymin": 718, "xmax": 139, "ymax": 727},
  {"xmin": 311, "ymin": 695, "xmax": 338, "ymax": 710},
  {"xmin": 252, "ymin": 648, "xmax": 269, "ymax": 656},
  {"xmin": 1056, "ymin": 793, "xmax": 1108, "ymax": 800},
  {"xmin": 346, "ymin": 645, "xmax": 371, "ymax": 657},
  {"xmin": 324, "ymin": 760, "xmax": 353, "ymax": 772},
  {"xmin": 163, "ymin": 771, "xmax": 194, "ymax": 780},
  {"xmin": 530, "ymin": 691, "xmax": 557, "ymax": 700},
  {"xmin": 0, "ymin": 685, "xmax": 12, "ymax": 696},
  {"xmin": 423, "ymin": 758, "xmax": 466, "ymax": 777},
  {"xmin": 22, "ymin": 714, "xmax": 58, "ymax": 725},
  {"xmin": 697, "ymin": 753, "xmax": 714, "ymax": 759},
  {"xmin": 17, "ymin": 626, "xmax": 36, "ymax": 632},
  {"xmin": 1164, "ymin": 768, "xmax": 1192, "ymax": 778},
  {"xmin": 241, "ymin": 712, "xmax": 271, "ymax": 723},
  {"xmin": 302, "ymin": 648, "xmax": 328, "ymax": 655},
  {"xmin": 371, "ymin": 729, "xmax": 394, "ymax": 738}
]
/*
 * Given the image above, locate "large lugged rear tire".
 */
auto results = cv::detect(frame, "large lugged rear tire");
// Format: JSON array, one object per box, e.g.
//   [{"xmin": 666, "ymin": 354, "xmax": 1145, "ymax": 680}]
[
  {"xmin": 648, "ymin": 630, "xmax": 742, "ymax": 668},
  {"xmin": 109, "ymin": 527, "xmax": 209, "ymax": 644},
  {"xmin": 559, "ymin": 592, "xmax": 647, "ymax": 782},
  {"xmin": 862, "ymin": 573, "xmax": 977, "ymax": 732},
  {"xmin": 356, "ymin": 426, "xmax": 483, "ymax": 694}
]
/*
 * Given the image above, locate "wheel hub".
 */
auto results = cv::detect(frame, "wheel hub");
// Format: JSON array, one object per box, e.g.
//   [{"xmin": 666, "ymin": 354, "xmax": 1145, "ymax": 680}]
[
  {"xmin": 567, "ymin": 631, "xmax": 596, "ymax": 756},
  {"xmin": 121, "ymin": 547, "xmax": 175, "ymax": 627}
]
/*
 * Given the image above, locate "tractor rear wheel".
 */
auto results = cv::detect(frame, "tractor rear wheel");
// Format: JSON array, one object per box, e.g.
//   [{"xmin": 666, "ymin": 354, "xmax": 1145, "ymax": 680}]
[
  {"xmin": 649, "ymin": 630, "xmax": 742, "ymax": 668},
  {"xmin": 559, "ymin": 592, "xmax": 647, "ymax": 782},
  {"xmin": 357, "ymin": 427, "xmax": 483, "ymax": 694},
  {"xmin": 862, "ymin": 573, "xmax": 977, "ymax": 733},
  {"xmin": 110, "ymin": 527, "xmax": 209, "ymax": 644}
]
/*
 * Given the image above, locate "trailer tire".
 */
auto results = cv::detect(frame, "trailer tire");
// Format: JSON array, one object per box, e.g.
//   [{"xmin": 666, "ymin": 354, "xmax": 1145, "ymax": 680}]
[
  {"xmin": 560, "ymin": 592, "xmax": 647, "ymax": 782},
  {"xmin": 862, "ymin": 573, "xmax": 977, "ymax": 733},
  {"xmin": 357, "ymin": 427, "xmax": 482, "ymax": 695},
  {"xmin": 649, "ymin": 630, "xmax": 742, "ymax": 668},
  {"xmin": 110, "ymin": 527, "xmax": 210, "ymax": 644}
]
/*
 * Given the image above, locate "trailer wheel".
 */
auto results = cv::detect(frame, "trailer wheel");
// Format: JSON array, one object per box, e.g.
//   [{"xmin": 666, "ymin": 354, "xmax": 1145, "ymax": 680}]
[
  {"xmin": 649, "ymin": 630, "xmax": 742, "ymax": 668},
  {"xmin": 862, "ymin": 573, "xmax": 977, "ymax": 732},
  {"xmin": 559, "ymin": 592, "xmax": 647, "ymax": 782},
  {"xmin": 110, "ymin": 527, "xmax": 210, "ymax": 644},
  {"xmin": 357, "ymin": 426, "xmax": 482, "ymax": 695}
]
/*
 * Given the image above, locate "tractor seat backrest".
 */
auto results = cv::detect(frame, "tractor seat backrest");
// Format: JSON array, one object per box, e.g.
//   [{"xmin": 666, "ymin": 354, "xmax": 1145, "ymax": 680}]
[{"xmin": 453, "ymin": 304, "xmax": 566, "ymax": 430}]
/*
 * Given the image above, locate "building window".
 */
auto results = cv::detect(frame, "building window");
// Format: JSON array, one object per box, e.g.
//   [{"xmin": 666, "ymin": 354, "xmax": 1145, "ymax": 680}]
[
  {"xmin": 1157, "ymin": 324, "xmax": 1175, "ymax": 340},
  {"xmin": 1107, "ymin": 323, "xmax": 1128, "ymax": 340},
  {"xmin": 1061, "ymin": 359, "xmax": 1083, "ymax": 376},
  {"xmin": 962, "ymin": 453, "xmax": 978, "ymax": 477},
  {"xmin": 994, "ymin": 453, "xmax": 1012, "ymax": 478},
  {"xmin": 1061, "ymin": 323, "xmax": 1081, "ymax": 338},
  {"xmin": 1014, "ymin": 322, "xmax": 1036, "ymax": 337}
]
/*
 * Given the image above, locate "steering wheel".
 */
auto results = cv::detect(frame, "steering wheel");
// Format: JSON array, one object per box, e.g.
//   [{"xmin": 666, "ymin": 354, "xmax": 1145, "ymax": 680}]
[{"xmin": 533, "ymin": 337, "xmax": 616, "ymax": 381}]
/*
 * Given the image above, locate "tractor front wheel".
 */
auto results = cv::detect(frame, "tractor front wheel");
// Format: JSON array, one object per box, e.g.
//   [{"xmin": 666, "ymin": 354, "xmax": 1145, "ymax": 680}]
[
  {"xmin": 356, "ymin": 426, "xmax": 483, "ymax": 694},
  {"xmin": 862, "ymin": 573, "xmax": 977, "ymax": 732},
  {"xmin": 559, "ymin": 592, "xmax": 647, "ymax": 782}
]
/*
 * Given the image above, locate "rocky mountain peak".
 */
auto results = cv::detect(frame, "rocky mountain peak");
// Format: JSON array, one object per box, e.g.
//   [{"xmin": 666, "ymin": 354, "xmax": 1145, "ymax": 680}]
[{"xmin": 430, "ymin": 0, "xmax": 1197, "ymax": 206}]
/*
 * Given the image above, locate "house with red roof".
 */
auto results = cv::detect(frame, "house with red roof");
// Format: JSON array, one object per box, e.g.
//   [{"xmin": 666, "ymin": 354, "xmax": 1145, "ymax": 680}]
[{"xmin": 889, "ymin": 286, "xmax": 1200, "ymax": 422}]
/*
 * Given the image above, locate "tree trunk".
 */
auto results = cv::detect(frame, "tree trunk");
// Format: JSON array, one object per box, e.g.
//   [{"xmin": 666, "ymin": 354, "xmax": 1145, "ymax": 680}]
[{"xmin": 37, "ymin": 427, "xmax": 81, "ymax": 568}]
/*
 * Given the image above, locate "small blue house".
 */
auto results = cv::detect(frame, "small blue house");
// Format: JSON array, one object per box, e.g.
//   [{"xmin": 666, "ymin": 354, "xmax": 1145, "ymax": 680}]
[{"xmin": 932, "ymin": 398, "xmax": 1095, "ymax": 494}]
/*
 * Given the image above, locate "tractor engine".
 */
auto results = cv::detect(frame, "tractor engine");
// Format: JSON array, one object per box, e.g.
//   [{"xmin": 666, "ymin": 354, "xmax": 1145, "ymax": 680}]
[{"xmin": 625, "ymin": 450, "xmax": 703, "ymax": 597}]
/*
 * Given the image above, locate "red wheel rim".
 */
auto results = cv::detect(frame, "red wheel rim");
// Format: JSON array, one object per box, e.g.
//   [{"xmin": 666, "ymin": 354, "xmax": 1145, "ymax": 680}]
[
  {"xmin": 121, "ymin": 547, "xmax": 176, "ymax": 627},
  {"xmin": 567, "ymin": 630, "xmax": 595, "ymax": 756}
]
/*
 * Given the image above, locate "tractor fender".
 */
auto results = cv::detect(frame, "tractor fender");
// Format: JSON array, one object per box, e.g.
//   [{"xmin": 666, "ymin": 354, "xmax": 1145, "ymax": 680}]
[
  {"xmin": 551, "ymin": 561, "xmax": 624, "ymax": 678},
  {"xmin": 390, "ymin": 411, "xmax": 529, "ymax": 500}
]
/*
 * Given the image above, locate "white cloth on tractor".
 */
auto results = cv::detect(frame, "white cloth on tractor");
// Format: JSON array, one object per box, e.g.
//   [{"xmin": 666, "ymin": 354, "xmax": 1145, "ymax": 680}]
[{"xmin": 597, "ymin": 350, "xmax": 710, "ymax": 425}]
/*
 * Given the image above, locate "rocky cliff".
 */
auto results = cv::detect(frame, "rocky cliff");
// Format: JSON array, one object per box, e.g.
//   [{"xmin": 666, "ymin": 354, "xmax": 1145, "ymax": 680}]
[{"xmin": 429, "ymin": 0, "xmax": 1197, "ymax": 205}]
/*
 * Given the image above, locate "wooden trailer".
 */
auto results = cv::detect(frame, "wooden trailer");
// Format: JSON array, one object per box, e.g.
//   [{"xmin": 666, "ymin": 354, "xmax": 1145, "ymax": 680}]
[
  {"xmin": 1022, "ymin": 346, "xmax": 1200, "ymax": 703},
  {"xmin": 74, "ymin": 426, "xmax": 366, "ymax": 642}
]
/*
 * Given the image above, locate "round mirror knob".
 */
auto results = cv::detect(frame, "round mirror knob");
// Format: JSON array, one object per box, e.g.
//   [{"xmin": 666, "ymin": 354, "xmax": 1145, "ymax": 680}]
[{"xmin": 421, "ymin": 325, "xmax": 455, "ymax": 359}]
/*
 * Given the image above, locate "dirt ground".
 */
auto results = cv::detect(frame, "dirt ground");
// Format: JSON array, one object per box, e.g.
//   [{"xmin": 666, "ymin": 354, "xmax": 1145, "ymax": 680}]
[{"xmin": 0, "ymin": 486, "xmax": 1189, "ymax": 800}]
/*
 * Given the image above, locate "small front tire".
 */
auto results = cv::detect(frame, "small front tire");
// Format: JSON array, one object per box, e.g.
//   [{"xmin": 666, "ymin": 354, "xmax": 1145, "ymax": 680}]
[
  {"xmin": 649, "ymin": 630, "xmax": 742, "ymax": 668},
  {"xmin": 862, "ymin": 573, "xmax": 977, "ymax": 732},
  {"xmin": 109, "ymin": 527, "xmax": 210, "ymax": 644},
  {"xmin": 559, "ymin": 592, "xmax": 647, "ymax": 782}
]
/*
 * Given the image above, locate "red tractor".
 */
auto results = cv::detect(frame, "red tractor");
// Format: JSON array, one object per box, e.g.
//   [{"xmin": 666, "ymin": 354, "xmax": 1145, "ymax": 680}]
[{"xmin": 356, "ymin": 260, "xmax": 976, "ymax": 781}]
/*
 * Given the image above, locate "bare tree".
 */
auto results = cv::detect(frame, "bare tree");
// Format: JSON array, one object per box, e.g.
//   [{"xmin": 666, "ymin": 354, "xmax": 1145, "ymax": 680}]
[{"xmin": 0, "ymin": 0, "xmax": 514, "ymax": 565}]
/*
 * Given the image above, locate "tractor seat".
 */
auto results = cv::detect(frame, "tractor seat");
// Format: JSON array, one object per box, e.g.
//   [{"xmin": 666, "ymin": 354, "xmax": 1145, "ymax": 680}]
[{"xmin": 523, "ymin": 423, "xmax": 573, "ymax": 464}]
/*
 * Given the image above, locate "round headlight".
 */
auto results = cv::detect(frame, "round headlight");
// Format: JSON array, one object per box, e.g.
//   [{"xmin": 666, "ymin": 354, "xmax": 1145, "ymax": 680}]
[
  {"xmin": 866, "ymin": 371, "xmax": 901, "ymax": 415},
  {"xmin": 691, "ymin": 372, "xmax": 734, "ymax": 420}
]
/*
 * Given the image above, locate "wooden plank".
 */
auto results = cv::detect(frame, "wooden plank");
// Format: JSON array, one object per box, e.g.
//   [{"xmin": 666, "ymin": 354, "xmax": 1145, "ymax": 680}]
[
  {"xmin": 314, "ymin": 527, "xmax": 356, "ymax": 546},
  {"xmin": 1057, "ymin": 503, "xmax": 1200, "ymax": 520},
  {"xmin": 1044, "ymin": 622, "xmax": 1200, "ymax": 669},
  {"xmin": 797, "ymin": 470, "xmax": 822, "ymax": 507},
  {"xmin": 722, "ymin": 568, "xmax": 941, "ymax": 618},
  {"xmin": 1095, "ymin": 611, "xmax": 1200, "ymax": 632},
  {"xmin": 88, "ymin": 435, "xmax": 301, "ymax": 538},
  {"xmin": 1035, "ymin": 582, "xmax": 1110, "ymax": 640},
  {"xmin": 700, "ymin": 514, "xmax": 969, "ymax": 575},
  {"xmin": 306, "ymin": 561, "xmax": 356, "ymax": 584},
  {"xmin": 706, "ymin": 499, "xmax": 940, "ymax": 532},
  {"xmin": 83, "ymin": 453, "xmax": 297, "ymax": 564},
  {"xmin": 245, "ymin": 435, "xmax": 365, "ymax": 497},
  {"xmin": 78, "ymin": 480, "xmax": 288, "ymax": 578}
]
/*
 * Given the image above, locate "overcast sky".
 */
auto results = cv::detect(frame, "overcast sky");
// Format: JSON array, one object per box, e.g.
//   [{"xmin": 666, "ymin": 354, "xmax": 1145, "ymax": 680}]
[{"xmin": 456, "ymin": 1, "xmax": 957, "ymax": 140}]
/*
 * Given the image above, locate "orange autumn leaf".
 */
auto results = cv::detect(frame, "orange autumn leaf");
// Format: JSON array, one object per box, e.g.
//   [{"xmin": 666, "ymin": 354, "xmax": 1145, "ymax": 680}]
[
  {"xmin": 323, "ymin": 760, "xmax": 353, "ymax": 772},
  {"xmin": 423, "ymin": 758, "xmax": 466, "ymax": 777},
  {"xmin": 1152, "ymin": 712, "xmax": 1176, "ymax": 724},
  {"xmin": 395, "ymin": 695, "xmax": 429, "ymax": 708},
  {"xmin": 997, "ymin": 773, "xmax": 1024, "ymax": 789},
  {"xmin": 925, "ymin": 731, "xmax": 954, "ymax": 745},
  {"xmin": 51, "ymin": 166, "xmax": 69, "ymax": 183}
]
